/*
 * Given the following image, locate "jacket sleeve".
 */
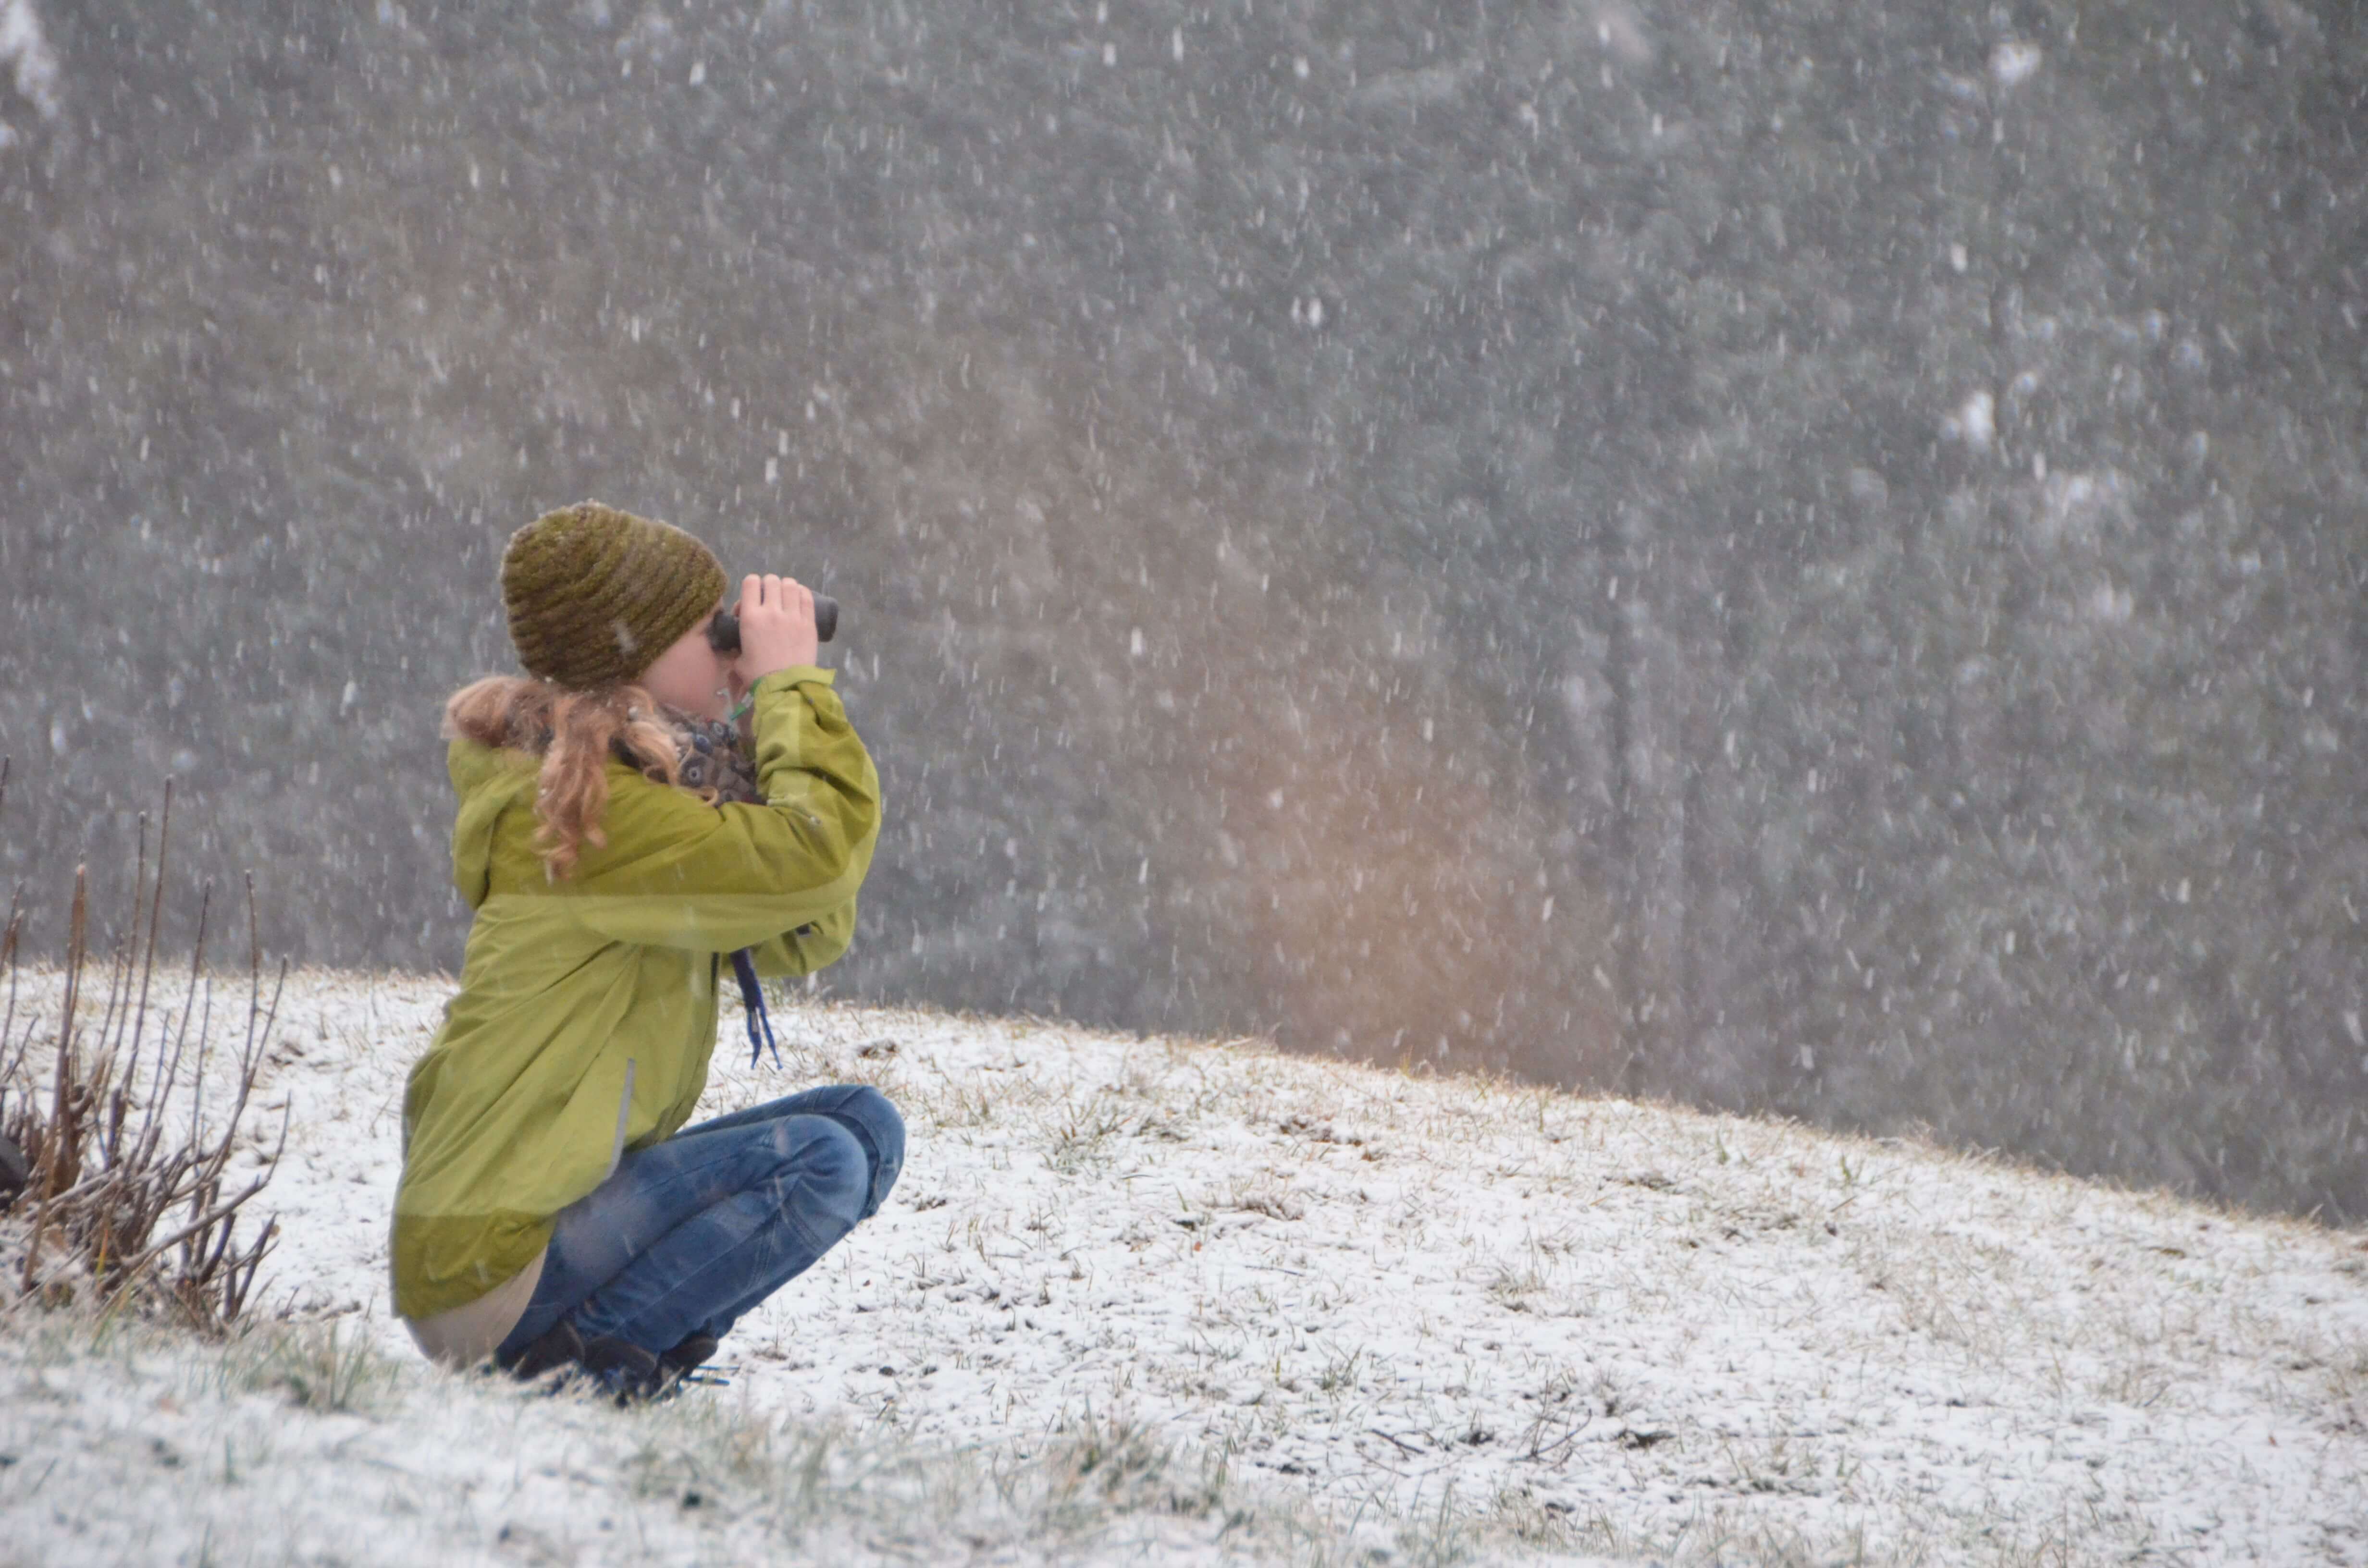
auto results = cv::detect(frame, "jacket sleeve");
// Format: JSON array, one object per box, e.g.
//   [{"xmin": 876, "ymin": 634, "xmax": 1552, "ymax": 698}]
[
  {"xmin": 556, "ymin": 668, "xmax": 882, "ymax": 953},
  {"xmin": 745, "ymin": 894, "xmax": 859, "ymax": 979}
]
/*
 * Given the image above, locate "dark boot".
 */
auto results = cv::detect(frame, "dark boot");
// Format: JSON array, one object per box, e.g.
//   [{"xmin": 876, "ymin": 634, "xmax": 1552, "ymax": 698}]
[
  {"xmin": 576, "ymin": 1333, "xmax": 667, "ymax": 1405},
  {"xmin": 498, "ymin": 1320, "xmax": 585, "ymax": 1383},
  {"xmin": 660, "ymin": 1332, "xmax": 721, "ymax": 1379}
]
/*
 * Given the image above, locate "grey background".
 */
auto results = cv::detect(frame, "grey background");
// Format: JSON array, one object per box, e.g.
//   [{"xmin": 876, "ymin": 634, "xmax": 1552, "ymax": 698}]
[{"xmin": 2, "ymin": 1, "xmax": 2363, "ymax": 1219}]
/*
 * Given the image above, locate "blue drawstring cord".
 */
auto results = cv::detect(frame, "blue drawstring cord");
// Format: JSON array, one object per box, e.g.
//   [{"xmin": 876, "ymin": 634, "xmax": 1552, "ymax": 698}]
[
  {"xmin": 720, "ymin": 690, "xmax": 782, "ymax": 1070},
  {"xmin": 731, "ymin": 948, "xmax": 781, "ymax": 1068}
]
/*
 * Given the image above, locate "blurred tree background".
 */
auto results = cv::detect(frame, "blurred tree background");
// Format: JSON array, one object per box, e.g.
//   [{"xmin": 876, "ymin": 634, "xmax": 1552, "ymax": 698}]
[{"xmin": 3, "ymin": 0, "xmax": 2362, "ymax": 1218}]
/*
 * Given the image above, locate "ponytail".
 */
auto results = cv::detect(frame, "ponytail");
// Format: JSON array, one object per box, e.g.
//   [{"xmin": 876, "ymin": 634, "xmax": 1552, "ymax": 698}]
[{"xmin": 442, "ymin": 675, "xmax": 699, "ymax": 882}]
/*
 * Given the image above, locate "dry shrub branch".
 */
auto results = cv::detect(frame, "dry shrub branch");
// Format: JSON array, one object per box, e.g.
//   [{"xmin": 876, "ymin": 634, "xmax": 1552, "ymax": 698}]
[{"xmin": 0, "ymin": 760, "xmax": 286, "ymax": 1329}]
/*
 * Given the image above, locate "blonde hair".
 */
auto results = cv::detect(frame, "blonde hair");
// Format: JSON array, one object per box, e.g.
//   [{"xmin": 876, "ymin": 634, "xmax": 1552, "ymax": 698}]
[{"xmin": 442, "ymin": 676, "xmax": 708, "ymax": 882}]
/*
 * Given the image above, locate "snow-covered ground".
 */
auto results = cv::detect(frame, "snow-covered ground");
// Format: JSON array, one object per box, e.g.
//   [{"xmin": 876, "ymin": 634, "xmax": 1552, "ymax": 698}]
[{"xmin": 4, "ymin": 965, "xmax": 2366, "ymax": 1565}]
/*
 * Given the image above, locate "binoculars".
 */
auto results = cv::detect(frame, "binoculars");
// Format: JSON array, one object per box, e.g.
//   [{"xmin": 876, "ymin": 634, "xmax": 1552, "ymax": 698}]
[{"xmin": 708, "ymin": 593, "xmax": 838, "ymax": 654}]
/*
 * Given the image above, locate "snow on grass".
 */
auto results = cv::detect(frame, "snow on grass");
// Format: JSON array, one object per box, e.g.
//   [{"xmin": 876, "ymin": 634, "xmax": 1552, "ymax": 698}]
[
  {"xmin": 6, "ymin": 965, "xmax": 2368, "ymax": 1565},
  {"xmin": 0, "ymin": 1306, "xmax": 1382, "ymax": 1566}
]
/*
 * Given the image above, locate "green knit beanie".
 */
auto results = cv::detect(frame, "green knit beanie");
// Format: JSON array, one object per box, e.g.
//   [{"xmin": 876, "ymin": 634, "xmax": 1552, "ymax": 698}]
[{"xmin": 500, "ymin": 501, "xmax": 728, "ymax": 689}]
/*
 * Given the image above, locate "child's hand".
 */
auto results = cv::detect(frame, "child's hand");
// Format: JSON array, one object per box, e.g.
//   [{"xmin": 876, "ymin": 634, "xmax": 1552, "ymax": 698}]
[{"xmin": 732, "ymin": 573, "xmax": 820, "ymax": 687}]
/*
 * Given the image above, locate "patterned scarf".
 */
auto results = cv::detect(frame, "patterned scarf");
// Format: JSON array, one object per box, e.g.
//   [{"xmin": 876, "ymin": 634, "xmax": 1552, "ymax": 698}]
[{"xmin": 662, "ymin": 706, "xmax": 761, "ymax": 807}]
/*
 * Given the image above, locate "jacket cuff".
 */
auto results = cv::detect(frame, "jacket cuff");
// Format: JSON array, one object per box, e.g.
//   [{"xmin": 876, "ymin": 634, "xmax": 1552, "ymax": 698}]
[{"xmin": 754, "ymin": 666, "xmax": 835, "ymax": 696}]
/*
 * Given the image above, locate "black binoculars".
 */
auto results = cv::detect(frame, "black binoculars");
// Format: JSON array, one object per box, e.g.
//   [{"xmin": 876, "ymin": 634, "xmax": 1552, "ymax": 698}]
[{"xmin": 708, "ymin": 593, "xmax": 838, "ymax": 654}]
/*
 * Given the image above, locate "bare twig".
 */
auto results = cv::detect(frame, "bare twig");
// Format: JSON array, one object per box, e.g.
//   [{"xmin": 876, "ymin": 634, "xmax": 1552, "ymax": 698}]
[
  {"xmin": 19, "ymin": 868, "xmax": 90, "ymax": 1295},
  {"xmin": 132, "ymin": 780, "xmax": 173, "ymax": 1080},
  {"xmin": 2, "ymin": 783, "xmax": 284, "ymax": 1331},
  {"xmin": 121, "ymin": 1172, "xmax": 273, "ymax": 1281}
]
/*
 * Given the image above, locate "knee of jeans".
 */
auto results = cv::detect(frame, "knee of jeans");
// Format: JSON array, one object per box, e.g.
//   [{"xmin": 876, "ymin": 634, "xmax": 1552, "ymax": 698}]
[
  {"xmin": 779, "ymin": 1118, "xmax": 871, "ymax": 1227},
  {"xmin": 839, "ymin": 1087, "xmax": 906, "ymax": 1206}
]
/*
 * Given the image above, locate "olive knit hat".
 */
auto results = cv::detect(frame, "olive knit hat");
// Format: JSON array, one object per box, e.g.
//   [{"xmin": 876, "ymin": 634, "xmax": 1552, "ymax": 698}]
[{"xmin": 500, "ymin": 501, "xmax": 728, "ymax": 689}]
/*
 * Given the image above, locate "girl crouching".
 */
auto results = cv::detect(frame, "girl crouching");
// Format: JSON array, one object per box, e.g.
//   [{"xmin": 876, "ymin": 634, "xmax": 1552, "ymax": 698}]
[{"xmin": 391, "ymin": 501, "xmax": 896, "ymax": 1400}]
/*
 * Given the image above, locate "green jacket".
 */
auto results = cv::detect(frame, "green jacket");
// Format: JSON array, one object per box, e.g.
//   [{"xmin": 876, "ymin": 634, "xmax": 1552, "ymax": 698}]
[{"xmin": 391, "ymin": 667, "xmax": 879, "ymax": 1322}]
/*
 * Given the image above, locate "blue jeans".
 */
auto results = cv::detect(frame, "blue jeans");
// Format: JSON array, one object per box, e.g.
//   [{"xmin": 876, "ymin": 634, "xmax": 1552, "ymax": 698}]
[{"xmin": 494, "ymin": 1084, "xmax": 904, "ymax": 1360}]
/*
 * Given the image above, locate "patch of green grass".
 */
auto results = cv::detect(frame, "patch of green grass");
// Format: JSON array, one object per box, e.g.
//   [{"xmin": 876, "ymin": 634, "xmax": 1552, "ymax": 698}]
[
  {"xmin": 1046, "ymin": 1095, "xmax": 1131, "ymax": 1174},
  {"xmin": 233, "ymin": 1319, "xmax": 398, "ymax": 1414}
]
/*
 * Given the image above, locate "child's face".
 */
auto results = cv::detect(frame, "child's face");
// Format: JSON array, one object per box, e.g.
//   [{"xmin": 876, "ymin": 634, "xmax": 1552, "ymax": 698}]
[{"xmin": 638, "ymin": 599, "xmax": 733, "ymax": 721}]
